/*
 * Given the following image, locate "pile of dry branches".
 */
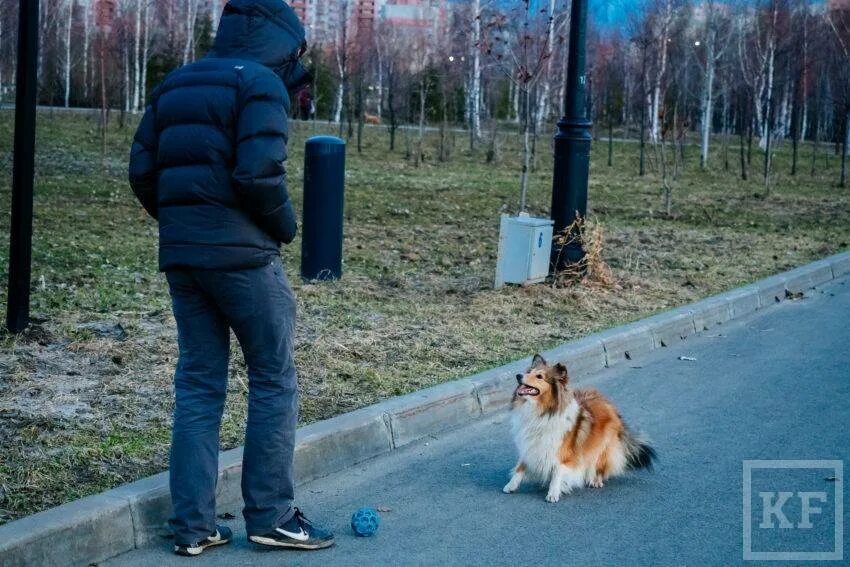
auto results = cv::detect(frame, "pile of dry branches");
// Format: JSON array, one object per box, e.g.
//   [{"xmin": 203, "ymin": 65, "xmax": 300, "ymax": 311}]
[{"xmin": 552, "ymin": 216, "xmax": 616, "ymax": 289}]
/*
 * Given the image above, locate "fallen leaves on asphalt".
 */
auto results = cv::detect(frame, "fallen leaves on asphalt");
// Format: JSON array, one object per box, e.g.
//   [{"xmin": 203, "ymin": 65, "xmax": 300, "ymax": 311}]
[{"xmin": 785, "ymin": 289, "xmax": 805, "ymax": 300}]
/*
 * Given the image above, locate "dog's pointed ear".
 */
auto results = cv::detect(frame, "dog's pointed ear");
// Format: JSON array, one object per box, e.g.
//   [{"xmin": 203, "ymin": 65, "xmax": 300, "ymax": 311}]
[
  {"xmin": 554, "ymin": 362, "xmax": 569, "ymax": 385},
  {"xmin": 531, "ymin": 353, "xmax": 546, "ymax": 368}
]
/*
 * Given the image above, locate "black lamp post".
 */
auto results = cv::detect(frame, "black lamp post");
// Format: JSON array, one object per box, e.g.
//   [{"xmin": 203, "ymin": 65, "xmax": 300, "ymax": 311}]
[
  {"xmin": 6, "ymin": 0, "xmax": 39, "ymax": 333},
  {"xmin": 550, "ymin": 0, "xmax": 591, "ymax": 271}
]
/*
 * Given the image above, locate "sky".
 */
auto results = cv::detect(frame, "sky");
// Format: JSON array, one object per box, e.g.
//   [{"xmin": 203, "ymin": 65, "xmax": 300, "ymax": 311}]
[{"xmin": 590, "ymin": 0, "xmax": 635, "ymax": 31}]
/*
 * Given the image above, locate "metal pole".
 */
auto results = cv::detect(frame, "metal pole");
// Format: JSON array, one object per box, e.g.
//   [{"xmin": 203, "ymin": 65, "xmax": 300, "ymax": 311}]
[
  {"xmin": 550, "ymin": 0, "xmax": 591, "ymax": 271},
  {"xmin": 6, "ymin": 0, "xmax": 39, "ymax": 333},
  {"xmin": 301, "ymin": 136, "xmax": 346, "ymax": 281}
]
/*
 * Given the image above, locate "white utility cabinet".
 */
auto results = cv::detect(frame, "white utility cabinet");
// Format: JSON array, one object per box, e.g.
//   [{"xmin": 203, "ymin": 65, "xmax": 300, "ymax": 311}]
[{"xmin": 494, "ymin": 213, "xmax": 554, "ymax": 288}]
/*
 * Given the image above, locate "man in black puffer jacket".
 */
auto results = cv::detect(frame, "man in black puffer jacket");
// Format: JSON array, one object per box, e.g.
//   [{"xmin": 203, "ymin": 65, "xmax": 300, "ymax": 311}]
[{"xmin": 129, "ymin": 0, "xmax": 333, "ymax": 556}]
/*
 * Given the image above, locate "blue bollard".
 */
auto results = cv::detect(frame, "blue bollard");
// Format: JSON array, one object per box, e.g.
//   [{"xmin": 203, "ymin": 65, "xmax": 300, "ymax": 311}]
[{"xmin": 301, "ymin": 135, "xmax": 346, "ymax": 281}]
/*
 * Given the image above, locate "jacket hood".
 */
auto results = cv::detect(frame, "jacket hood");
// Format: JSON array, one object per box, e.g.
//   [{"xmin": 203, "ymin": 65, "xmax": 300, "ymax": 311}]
[{"xmin": 210, "ymin": 0, "xmax": 311, "ymax": 93}]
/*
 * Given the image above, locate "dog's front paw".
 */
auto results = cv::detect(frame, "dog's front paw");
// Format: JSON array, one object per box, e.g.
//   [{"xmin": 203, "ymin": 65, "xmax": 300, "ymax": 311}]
[
  {"xmin": 503, "ymin": 472, "xmax": 523, "ymax": 493},
  {"xmin": 545, "ymin": 491, "xmax": 561, "ymax": 503},
  {"xmin": 587, "ymin": 477, "xmax": 604, "ymax": 489}
]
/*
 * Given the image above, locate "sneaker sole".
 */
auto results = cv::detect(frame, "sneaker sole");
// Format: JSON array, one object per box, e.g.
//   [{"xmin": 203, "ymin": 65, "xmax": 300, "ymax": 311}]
[
  {"xmin": 249, "ymin": 535, "xmax": 335, "ymax": 550},
  {"xmin": 174, "ymin": 537, "xmax": 231, "ymax": 557}
]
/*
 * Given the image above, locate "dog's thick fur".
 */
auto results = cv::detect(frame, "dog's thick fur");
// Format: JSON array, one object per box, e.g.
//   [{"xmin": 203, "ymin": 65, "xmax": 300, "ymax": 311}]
[{"xmin": 503, "ymin": 354, "xmax": 656, "ymax": 502}]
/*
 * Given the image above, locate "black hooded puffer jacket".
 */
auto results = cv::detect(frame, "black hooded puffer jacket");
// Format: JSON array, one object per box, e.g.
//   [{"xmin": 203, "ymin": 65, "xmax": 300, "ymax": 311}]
[{"xmin": 129, "ymin": 0, "xmax": 311, "ymax": 271}]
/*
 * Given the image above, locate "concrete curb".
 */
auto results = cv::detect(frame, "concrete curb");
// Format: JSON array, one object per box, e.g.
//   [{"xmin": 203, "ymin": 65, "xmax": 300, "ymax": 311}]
[{"xmin": 2, "ymin": 251, "xmax": 848, "ymax": 567}]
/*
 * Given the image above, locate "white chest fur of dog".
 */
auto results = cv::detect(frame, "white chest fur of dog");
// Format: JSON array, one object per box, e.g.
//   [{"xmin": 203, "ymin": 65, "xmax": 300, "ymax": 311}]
[{"xmin": 510, "ymin": 397, "xmax": 580, "ymax": 480}]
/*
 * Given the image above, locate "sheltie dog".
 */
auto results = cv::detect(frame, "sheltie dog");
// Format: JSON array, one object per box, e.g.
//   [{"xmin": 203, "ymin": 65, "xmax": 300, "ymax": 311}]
[{"xmin": 503, "ymin": 354, "xmax": 656, "ymax": 502}]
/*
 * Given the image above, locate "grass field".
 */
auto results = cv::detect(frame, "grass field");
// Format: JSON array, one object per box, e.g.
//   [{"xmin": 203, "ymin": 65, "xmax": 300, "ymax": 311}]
[{"xmin": 0, "ymin": 109, "xmax": 848, "ymax": 524}]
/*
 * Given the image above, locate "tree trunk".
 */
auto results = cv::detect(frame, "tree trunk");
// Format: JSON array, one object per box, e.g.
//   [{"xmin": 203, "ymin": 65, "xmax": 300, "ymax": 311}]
[
  {"xmin": 607, "ymin": 90, "xmax": 613, "ymax": 167},
  {"xmin": 210, "ymin": 0, "xmax": 220, "ymax": 34},
  {"xmin": 841, "ymin": 111, "xmax": 849, "ymax": 188},
  {"xmin": 740, "ymin": 116, "xmax": 748, "ymax": 181},
  {"xmin": 800, "ymin": 3, "xmax": 808, "ymax": 140},
  {"xmin": 672, "ymin": 102, "xmax": 680, "ymax": 179},
  {"xmin": 699, "ymin": 29, "xmax": 716, "ymax": 170},
  {"xmin": 140, "ymin": 0, "xmax": 150, "ymax": 107},
  {"xmin": 722, "ymin": 88, "xmax": 730, "ymax": 172},
  {"xmin": 439, "ymin": 73, "xmax": 449, "ymax": 162},
  {"xmin": 660, "ymin": 128, "xmax": 673, "ymax": 217},
  {"xmin": 335, "ymin": 3, "xmax": 348, "ymax": 136},
  {"xmin": 375, "ymin": 41, "xmax": 384, "ymax": 116},
  {"xmin": 83, "ymin": 0, "xmax": 91, "ymax": 102},
  {"xmin": 122, "ymin": 32, "xmax": 130, "ymax": 121},
  {"xmin": 38, "ymin": 0, "xmax": 46, "ymax": 94},
  {"xmin": 333, "ymin": 83, "xmax": 343, "ymax": 124},
  {"xmin": 414, "ymin": 77, "xmax": 427, "ymax": 167},
  {"xmin": 639, "ymin": 43, "xmax": 647, "ymax": 176},
  {"xmin": 811, "ymin": 80, "xmax": 820, "ymax": 176},
  {"xmin": 486, "ymin": 119, "xmax": 499, "ymax": 164},
  {"xmin": 650, "ymin": 0, "xmax": 672, "ymax": 144},
  {"xmin": 778, "ymin": 83, "xmax": 790, "ymax": 138},
  {"xmin": 355, "ymin": 73, "xmax": 364, "ymax": 153},
  {"xmin": 470, "ymin": 0, "xmax": 482, "ymax": 139},
  {"xmin": 132, "ymin": 0, "xmax": 142, "ymax": 112},
  {"xmin": 758, "ymin": 6, "xmax": 777, "ymax": 149},
  {"xmin": 0, "ymin": 16, "xmax": 3, "ymax": 103},
  {"xmin": 183, "ymin": 0, "xmax": 198, "ymax": 65},
  {"xmin": 763, "ymin": 102, "xmax": 772, "ymax": 195},
  {"xmin": 534, "ymin": 0, "xmax": 557, "ymax": 131},
  {"xmin": 518, "ymin": 89, "xmax": 531, "ymax": 213},
  {"xmin": 64, "ymin": 0, "xmax": 73, "ymax": 107},
  {"xmin": 387, "ymin": 64, "xmax": 396, "ymax": 151},
  {"xmin": 747, "ymin": 113, "xmax": 753, "ymax": 165},
  {"xmin": 791, "ymin": 80, "xmax": 800, "ymax": 176},
  {"xmin": 812, "ymin": 130, "xmax": 819, "ymax": 177},
  {"xmin": 100, "ymin": 30, "xmax": 108, "ymax": 164}
]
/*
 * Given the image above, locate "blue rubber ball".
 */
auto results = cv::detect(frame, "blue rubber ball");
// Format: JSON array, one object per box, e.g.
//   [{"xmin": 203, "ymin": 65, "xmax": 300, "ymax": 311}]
[{"xmin": 351, "ymin": 507, "xmax": 380, "ymax": 537}]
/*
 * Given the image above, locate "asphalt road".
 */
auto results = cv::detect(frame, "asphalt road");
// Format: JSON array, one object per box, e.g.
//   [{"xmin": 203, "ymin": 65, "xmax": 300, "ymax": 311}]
[{"xmin": 106, "ymin": 277, "xmax": 850, "ymax": 566}]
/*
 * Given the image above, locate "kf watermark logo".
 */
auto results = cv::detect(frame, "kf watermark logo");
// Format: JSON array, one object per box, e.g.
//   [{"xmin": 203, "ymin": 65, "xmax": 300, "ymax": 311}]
[{"xmin": 743, "ymin": 460, "xmax": 843, "ymax": 561}]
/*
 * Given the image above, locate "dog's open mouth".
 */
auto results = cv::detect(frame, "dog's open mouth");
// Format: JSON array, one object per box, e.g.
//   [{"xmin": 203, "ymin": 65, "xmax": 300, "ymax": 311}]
[{"xmin": 515, "ymin": 384, "xmax": 540, "ymax": 396}]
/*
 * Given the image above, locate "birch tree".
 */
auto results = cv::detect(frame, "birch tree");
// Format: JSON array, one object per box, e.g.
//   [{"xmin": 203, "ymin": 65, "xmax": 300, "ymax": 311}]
[
  {"xmin": 333, "ymin": 0, "xmax": 349, "ymax": 128},
  {"xmin": 470, "ymin": 0, "xmax": 483, "ymax": 139},
  {"xmin": 826, "ymin": 1, "xmax": 850, "ymax": 187},
  {"xmin": 63, "ymin": 0, "xmax": 74, "ymax": 107},
  {"xmin": 649, "ymin": 0, "xmax": 673, "ymax": 143},
  {"xmin": 131, "ymin": 0, "xmax": 141, "ymax": 112},
  {"xmin": 139, "ymin": 0, "xmax": 150, "ymax": 107},
  {"xmin": 182, "ymin": 0, "xmax": 198, "ymax": 65},
  {"xmin": 0, "ymin": 12, "xmax": 3, "ymax": 103},
  {"xmin": 697, "ymin": 0, "xmax": 728, "ymax": 169},
  {"xmin": 210, "ymin": 0, "xmax": 220, "ymax": 35},
  {"xmin": 760, "ymin": 1, "xmax": 779, "ymax": 187},
  {"xmin": 738, "ymin": 2, "xmax": 780, "ymax": 151},
  {"xmin": 83, "ymin": 0, "xmax": 92, "ymax": 102},
  {"xmin": 534, "ymin": 0, "xmax": 562, "ymax": 131}
]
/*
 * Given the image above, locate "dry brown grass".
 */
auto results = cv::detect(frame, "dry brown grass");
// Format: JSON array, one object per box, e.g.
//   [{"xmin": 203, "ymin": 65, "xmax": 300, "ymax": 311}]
[
  {"xmin": 552, "ymin": 216, "xmax": 617, "ymax": 289},
  {"xmin": 0, "ymin": 111, "xmax": 848, "ymax": 524}
]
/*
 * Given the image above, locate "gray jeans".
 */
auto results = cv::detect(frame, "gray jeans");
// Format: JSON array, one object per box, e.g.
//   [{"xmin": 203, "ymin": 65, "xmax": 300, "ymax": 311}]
[{"xmin": 166, "ymin": 256, "xmax": 298, "ymax": 545}]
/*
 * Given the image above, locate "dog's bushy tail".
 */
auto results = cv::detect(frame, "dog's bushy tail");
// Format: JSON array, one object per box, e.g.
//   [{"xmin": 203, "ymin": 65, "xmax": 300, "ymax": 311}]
[{"xmin": 620, "ymin": 426, "xmax": 657, "ymax": 471}]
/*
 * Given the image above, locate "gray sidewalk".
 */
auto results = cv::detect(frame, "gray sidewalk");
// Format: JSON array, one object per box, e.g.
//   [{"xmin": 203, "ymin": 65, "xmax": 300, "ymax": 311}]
[{"xmin": 105, "ymin": 277, "xmax": 850, "ymax": 566}]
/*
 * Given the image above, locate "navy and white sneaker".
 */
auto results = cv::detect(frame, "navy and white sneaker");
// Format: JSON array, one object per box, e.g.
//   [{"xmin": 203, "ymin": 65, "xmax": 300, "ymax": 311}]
[
  {"xmin": 249, "ymin": 508, "xmax": 335, "ymax": 550},
  {"xmin": 174, "ymin": 525, "xmax": 232, "ymax": 557}
]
